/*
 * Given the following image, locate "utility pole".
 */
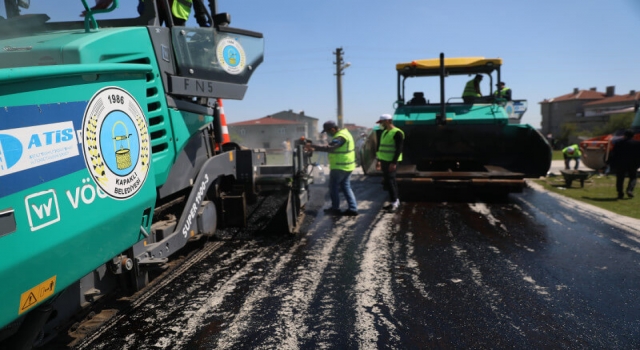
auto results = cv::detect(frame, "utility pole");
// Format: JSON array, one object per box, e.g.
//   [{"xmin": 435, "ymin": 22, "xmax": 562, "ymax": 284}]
[{"xmin": 334, "ymin": 47, "xmax": 350, "ymax": 129}]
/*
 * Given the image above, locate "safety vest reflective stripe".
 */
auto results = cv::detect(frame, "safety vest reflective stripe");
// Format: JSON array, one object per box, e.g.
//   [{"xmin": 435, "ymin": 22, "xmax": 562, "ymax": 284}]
[
  {"xmin": 376, "ymin": 127, "xmax": 404, "ymax": 162},
  {"xmin": 172, "ymin": 0, "xmax": 192, "ymax": 20},
  {"xmin": 328, "ymin": 129, "xmax": 356, "ymax": 171},
  {"xmin": 462, "ymin": 80, "xmax": 480, "ymax": 97}
]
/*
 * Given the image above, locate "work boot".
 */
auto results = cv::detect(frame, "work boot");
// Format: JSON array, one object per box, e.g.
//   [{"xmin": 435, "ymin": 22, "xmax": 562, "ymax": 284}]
[
  {"xmin": 618, "ymin": 192, "xmax": 624, "ymax": 199},
  {"xmin": 627, "ymin": 191, "xmax": 634, "ymax": 198},
  {"xmin": 390, "ymin": 200, "xmax": 400, "ymax": 212},
  {"xmin": 385, "ymin": 199, "xmax": 400, "ymax": 212},
  {"xmin": 341, "ymin": 209, "xmax": 359, "ymax": 216},
  {"xmin": 323, "ymin": 208, "xmax": 342, "ymax": 215}
]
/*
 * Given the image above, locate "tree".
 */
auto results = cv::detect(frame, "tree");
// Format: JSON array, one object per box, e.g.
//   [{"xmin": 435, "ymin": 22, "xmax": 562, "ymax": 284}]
[
  {"xmin": 591, "ymin": 112, "xmax": 635, "ymax": 136},
  {"xmin": 557, "ymin": 123, "xmax": 578, "ymax": 149}
]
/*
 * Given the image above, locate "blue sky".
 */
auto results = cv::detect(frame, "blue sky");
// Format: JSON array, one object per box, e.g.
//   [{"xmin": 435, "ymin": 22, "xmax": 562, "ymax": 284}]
[
  {"xmin": 212, "ymin": 0, "xmax": 640, "ymax": 130},
  {"xmin": 21, "ymin": 0, "xmax": 640, "ymax": 130}
]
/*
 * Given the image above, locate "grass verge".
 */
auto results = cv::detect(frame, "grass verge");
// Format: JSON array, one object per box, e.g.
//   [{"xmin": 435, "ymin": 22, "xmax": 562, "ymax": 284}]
[
  {"xmin": 552, "ymin": 150, "xmax": 564, "ymax": 161},
  {"xmin": 531, "ymin": 173, "xmax": 640, "ymax": 219}
]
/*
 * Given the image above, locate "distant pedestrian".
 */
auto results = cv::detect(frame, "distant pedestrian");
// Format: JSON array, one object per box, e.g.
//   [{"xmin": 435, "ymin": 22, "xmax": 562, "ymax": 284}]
[
  {"xmin": 355, "ymin": 132, "xmax": 367, "ymax": 166},
  {"xmin": 608, "ymin": 129, "xmax": 640, "ymax": 199},
  {"xmin": 375, "ymin": 114, "xmax": 404, "ymax": 212},
  {"xmin": 315, "ymin": 134, "xmax": 329, "ymax": 166},
  {"xmin": 546, "ymin": 133, "xmax": 555, "ymax": 149},
  {"xmin": 282, "ymin": 138, "xmax": 292, "ymax": 165},
  {"xmin": 562, "ymin": 144, "xmax": 582, "ymax": 170},
  {"xmin": 305, "ymin": 121, "xmax": 358, "ymax": 216}
]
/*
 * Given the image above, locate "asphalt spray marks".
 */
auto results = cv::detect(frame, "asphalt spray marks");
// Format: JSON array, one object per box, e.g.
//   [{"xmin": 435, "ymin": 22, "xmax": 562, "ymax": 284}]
[{"xmin": 353, "ymin": 213, "xmax": 401, "ymax": 349}]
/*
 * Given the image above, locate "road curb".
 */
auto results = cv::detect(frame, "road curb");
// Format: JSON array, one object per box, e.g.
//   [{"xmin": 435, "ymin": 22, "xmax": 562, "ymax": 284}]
[{"xmin": 526, "ymin": 179, "xmax": 640, "ymax": 237}]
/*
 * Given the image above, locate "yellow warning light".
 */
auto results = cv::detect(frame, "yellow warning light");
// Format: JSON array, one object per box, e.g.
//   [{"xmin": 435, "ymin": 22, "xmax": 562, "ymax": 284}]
[
  {"xmin": 190, "ymin": 230, "xmax": 195, "ymax": 237},
  {"xmin": 229, "ymin": 152, "xmax": 234, "ymax": 161}
]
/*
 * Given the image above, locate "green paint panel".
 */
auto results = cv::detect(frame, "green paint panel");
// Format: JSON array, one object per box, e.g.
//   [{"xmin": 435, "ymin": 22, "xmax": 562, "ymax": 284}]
[{"xmin": 0, "ymin": 27, "xmax": 160, "ymax": 328}]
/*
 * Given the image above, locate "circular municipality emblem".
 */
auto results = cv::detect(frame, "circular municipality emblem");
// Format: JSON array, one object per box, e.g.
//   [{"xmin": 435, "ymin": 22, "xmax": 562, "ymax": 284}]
[
  {"xmin": 505, "ymin": 102, "xmax": 514, "ymax": 115},
  {"xmin": 216, "ymin": 37, "xmax": 246, "ymax": 75},
  {"xmin": 81, "ymin": 87, "xmax": 150, "ymax": 200}
]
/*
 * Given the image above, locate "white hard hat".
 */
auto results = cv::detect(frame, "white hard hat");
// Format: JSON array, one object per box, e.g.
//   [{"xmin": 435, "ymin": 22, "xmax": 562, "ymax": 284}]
[{"xmin": 376, "ymin": 114, "xmax": 393, "ymax": 123}]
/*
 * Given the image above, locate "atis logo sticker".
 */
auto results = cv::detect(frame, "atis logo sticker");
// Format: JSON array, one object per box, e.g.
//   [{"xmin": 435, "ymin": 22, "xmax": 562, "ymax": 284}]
[
  {"xmin": 216, "ymin": 37, "xmax": 246, "ymax": 75},
  {"xmin": 81, "ymin": 87, "xmax": 150, "ymax": 200},
  {"xmin": 0, "ymin": 122, "xmax": 78, "ymax": 176},
  {"xmin": 0, "ymin": 134, "xmax": 22, "ymax": 171}
]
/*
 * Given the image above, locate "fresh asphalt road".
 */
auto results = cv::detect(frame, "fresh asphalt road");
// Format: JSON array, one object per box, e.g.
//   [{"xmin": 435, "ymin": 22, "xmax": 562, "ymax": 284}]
[{"xmin": 67, "ymin": 169, "xmax": 640, "ymax": 349}]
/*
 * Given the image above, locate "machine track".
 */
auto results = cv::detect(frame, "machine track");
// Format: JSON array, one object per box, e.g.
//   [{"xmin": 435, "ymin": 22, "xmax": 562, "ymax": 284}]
[
  {"xmin": 71, "ymin": 240, "xmax": 226, "ymax": 349},
  {"xmin": 52, "ymin": 191, "xmax": 301, "ymax": 349}
]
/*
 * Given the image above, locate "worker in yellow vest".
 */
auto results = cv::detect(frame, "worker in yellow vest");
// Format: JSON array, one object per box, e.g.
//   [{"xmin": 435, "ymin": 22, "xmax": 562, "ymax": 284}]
[
  {"xmin": 493, "ymin": 81, "xmax": 512, "ymax": 101},
  {"xmin": 305, "ymin": 121, "xmax": 359, "ymax": 216},
  {"xmin": 462, "ymin": 74, "xmax": 483, "ymax": 104},
  {"xmin": 85, "ymin": 0, "xmax": 200, "ymax": 26},
  {"xmin": 562, "ymin": 144, "xmax": 583, "ymax": 170},
  {"xmin": 152, "ymin": 0, "xmax": 193, "ymax": 25},
  {"xmin": 375, "ymin": 114, "xmax": 404, "ymax": 212}
]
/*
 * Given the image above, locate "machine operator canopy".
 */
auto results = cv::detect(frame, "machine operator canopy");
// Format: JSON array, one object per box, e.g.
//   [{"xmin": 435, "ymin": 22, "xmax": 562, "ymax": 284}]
[{"xmin": 396, "ymin": 57, "xmax": 503, "ymax": 78}]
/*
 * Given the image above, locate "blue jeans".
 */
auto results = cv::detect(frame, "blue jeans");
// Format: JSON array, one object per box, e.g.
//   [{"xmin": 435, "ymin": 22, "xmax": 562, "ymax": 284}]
[
  {"xmin": 564, "ymin": 156, "xmax": 580, "ymax": 170},
  {"xmin": 329, "ymin": 169, "xmax": 358, "ymax": 212}
]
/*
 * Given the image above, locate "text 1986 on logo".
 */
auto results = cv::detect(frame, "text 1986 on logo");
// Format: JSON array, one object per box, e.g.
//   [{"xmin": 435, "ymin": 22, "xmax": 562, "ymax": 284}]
[
  {"xmin": 216, "ymin": 37, "xmax": 246, "ymax": 75},
  {"xmin": 81, "ymin": 87, "xmax": 150, "ymax": 200}
]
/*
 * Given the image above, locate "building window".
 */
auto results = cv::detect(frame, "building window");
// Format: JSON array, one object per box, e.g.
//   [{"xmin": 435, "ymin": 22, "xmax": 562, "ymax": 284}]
[
  {"xmin": 296, "ymin": 126, "xmax": 305, "ymax": 132},
  {"xmin": 279, "ymin": 128, "xmax": 286, "ymax": 135},
  {"xmin": 240, "ymin": 129, "xmax": 246, "ymax": 136}
]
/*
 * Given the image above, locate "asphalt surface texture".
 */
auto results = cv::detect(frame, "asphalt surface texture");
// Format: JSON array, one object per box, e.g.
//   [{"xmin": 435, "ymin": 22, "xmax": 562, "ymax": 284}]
[{"xmin": 52, "ymin": 165, "xmax": 640, "ymax": 349}]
